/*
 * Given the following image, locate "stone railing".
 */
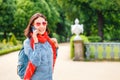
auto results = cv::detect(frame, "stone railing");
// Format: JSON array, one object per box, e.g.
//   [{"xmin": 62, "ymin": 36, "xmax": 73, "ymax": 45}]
[{"xmin": 85, "ymin": 42, "xmax": 120, "ymax": 60}]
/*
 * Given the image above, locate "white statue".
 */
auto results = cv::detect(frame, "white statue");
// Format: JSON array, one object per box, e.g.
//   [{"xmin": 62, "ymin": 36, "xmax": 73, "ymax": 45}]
[{"xmin": 71, "ymin": 18, "xmax": 84, "ymax": 40}]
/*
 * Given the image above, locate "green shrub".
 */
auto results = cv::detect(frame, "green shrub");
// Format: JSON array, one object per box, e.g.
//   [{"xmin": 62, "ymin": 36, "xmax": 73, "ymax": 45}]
[
  {"xmin": 0, "ymin": 45, "xmax": 22, "ymax": 55},
  {"xmin": 88, "ymin": 36, "xmax": 101, "ymax": 42},
  {"xmin": 9, "ymin": 33, "xmax": 18, "ymax": 45},
  {"xmin": 70, "ymin": 35, "xmax": 89, "ymax": 59},
  {"xmin": 2, "ymin": 39, "xmax": 7, "ymax": 44},
  {"xmin": 52, "ymin": 33, "xmax": 60, "ymax": 43},
  {"xmin": 0, "ymin": 34, "xmax": 22, "ymax": 55},
  {"xmin": 0, "ymin": 43, "xmax": 4, "ymax": 49},
  {"xmin": 59, "ymin": 35, "xmax": 66, "ymax": 42},
  {"xmin": 70, "ymin": 36, "xmax": 75, "ymax": 59}
]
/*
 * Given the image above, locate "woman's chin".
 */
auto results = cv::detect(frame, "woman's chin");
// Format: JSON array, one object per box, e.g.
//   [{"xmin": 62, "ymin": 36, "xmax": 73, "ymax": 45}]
[{"xmin": 39, "ymin": 31, "xmax": 45, "ymax": 35}]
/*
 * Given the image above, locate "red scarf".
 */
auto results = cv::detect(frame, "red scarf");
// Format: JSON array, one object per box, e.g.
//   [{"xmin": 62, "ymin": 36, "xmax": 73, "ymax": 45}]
[{"xmin": 30, "ymin": 32, "xmax": 56, "ymax": 68}]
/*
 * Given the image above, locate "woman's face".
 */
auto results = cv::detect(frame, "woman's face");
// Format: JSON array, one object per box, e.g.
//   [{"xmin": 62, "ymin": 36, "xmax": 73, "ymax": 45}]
[{"xmin": 33, "ymin": 17, "xmax": 47, "ymax": 35}]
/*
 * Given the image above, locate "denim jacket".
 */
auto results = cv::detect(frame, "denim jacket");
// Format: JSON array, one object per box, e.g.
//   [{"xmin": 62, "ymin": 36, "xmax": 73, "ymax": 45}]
[{"xmin": 23, "ymin": 38, "xmax": 53, "ymax": 80}]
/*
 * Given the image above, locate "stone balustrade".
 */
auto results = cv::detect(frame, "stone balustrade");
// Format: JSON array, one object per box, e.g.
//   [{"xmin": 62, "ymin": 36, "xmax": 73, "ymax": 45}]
[{"xmin": 85, "ymin": 42, "xmax": 120, "ymax": 60}]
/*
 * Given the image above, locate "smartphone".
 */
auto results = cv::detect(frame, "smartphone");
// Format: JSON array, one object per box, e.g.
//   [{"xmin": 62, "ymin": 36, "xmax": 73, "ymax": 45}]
[
  {"xmin": 32, "ymin": 27, "xmax": 38, "ymax": 35},
  {"xmin": 32, "ymin": 27, "xmax": 36, "ymax": 32}
]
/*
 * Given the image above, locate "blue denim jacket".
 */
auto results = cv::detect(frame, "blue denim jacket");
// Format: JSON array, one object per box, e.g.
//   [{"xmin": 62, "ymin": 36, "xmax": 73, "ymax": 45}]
[{"xmin": 23, "ymin": 38, "xmax": 53, "ymax": 80}]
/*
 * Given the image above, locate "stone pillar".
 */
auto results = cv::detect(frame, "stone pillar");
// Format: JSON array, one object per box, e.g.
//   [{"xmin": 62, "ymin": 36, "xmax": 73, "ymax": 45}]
[
  {"xmin": 73, "ymin": 40, "xmax": 84, "ymax": 61},
  {"xmin": 71, "ymin": 18, "xmax": 84, "ymax": 61}
]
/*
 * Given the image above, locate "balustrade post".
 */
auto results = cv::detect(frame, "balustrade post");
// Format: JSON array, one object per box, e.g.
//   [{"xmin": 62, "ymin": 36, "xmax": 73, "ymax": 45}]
[
  {"xmin": 119, "ymin": 45, "xmax": 120, "ymax": 59},
  {"xmin": 94, "ymin": 44, "xmax": 98, "ymax": 59},
  {"xmin": 85, "ymin": 44, "xmax": 90, "ymax": 60},
  {"xmin": 111, "ymin": 45, "xmax": 114, "ymax": 59},
  {"xmin": 103, "ymin": 44, "xmax": 106, "ymax": 59}
]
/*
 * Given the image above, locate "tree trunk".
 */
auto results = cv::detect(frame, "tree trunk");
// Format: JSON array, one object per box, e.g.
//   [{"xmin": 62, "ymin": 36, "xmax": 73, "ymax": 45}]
[
  {"xmin": 97, "ymin": 10, "xmax": 104, "ymax": 41},
  {"xmin": 3, "ymin": 31, "xmax": 7, "ymax": 39}
]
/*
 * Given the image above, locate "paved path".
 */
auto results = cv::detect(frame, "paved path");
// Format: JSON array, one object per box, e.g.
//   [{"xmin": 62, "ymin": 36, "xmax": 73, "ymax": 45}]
[{"xmin": 0, "ymin": 43, "xmax": 120, "ymax": 80}]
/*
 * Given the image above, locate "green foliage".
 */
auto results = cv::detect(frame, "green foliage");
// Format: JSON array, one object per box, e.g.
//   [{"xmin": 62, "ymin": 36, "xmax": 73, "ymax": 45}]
[
  {"xmin": 88, "ymin": 36, "xmax": 102, "ymax": 42},
  {"xmin": 2, "ymin": 39, "xmax": 7, "ymax": 44},
  {"xmin": 0, "ymin": 0, "xmax": 16, "ymax": 38},
  {"xmin": 80, "ymin": 35, "xmax": 90, "ymax": 43},
  {"xmin": 14, "ymin": 0, "xmax": 60, "ymax": 39},
  {"xmin": 70, "ymin": 36, "xmax": 75, "ymax": 59},
  {"xmin": 0, "ymin": 32, "xmax": 24, "ymax": 55},
  {"xmin": 52, "ymin": 33, "xmax": 60, "ymax": 43},
  {"xmin": 0, "ymin": 45, "xmax": 22, "ymax": 55},
  {"xmin": 59, "ymin": 35, "xmax": 66, "ymax": 42},
  {"xmin": 0, "ymin": 0, "xmax": 120, "ymax": 43},
  {"xmin": 70, "ymin": 35, "xmax": 89, "ymax": 59},
  {"xmin": 57, "ymin": 0, "xmax": 120, "ymax": 41},
  {"xmin": 0, "ymin": 34, "xmax": 22, "ymax": 55},
  {"xmin": 104, "ymin": 14, "xmax": 120, "ymax": 41},
  {"xmin": 9, "ymin": 33, "xmax": 18, "ymax": 45},
  {"xmin": 52, "ymin": 33, "xmax": 67, "ymax": 43}
]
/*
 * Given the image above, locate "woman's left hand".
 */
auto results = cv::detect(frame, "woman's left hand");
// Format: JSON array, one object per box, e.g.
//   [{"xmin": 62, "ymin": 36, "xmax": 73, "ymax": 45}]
[{"xmin": 51, "ymin": 38, "xmax": 59, "ymax": 48}]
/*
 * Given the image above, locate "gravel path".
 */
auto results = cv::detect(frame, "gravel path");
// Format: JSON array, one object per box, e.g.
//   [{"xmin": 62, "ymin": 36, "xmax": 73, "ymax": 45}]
[{"xmin": 0, "ymin": 43, "xmax": 120, "ymax": 80}]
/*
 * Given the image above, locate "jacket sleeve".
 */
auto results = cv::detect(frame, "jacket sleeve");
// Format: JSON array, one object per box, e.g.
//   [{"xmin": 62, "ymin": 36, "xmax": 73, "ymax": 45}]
[
  {"xmin": 24, "ymin": 61, "xmax": 36, "ymax": 80},
  {"xmin": 23, "ymin": 39, "xmax": 41, "ymax": 79},
  {"xmin": 23, "ymin": 39, "xmax": 41, "ymax": 67}
]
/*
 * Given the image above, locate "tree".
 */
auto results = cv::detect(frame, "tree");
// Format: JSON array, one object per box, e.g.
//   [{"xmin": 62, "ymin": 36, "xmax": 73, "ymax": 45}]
[
  {"xmin": 14, "ymin": 0, "xmax": 60, "ymax": 39},
  {"xmin": 57, "ymin": 0, "xmax": 120, "ymax": 41},
  {"xmin": 0, "ymin": 0, "xmax": 16, "ymax": 39}
]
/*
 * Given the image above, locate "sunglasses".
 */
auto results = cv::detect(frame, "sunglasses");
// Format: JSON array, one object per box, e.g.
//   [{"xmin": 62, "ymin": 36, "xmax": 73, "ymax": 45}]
[{"xmin": 35, "ymin": 21, "xmax": 47, "ymax": 26}]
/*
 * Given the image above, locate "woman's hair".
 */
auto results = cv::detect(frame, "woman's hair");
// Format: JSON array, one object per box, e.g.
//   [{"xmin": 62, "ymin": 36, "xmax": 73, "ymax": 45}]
[{"xmin": 24, "ymin": 13, "xmax": 50, "ymax": 38}]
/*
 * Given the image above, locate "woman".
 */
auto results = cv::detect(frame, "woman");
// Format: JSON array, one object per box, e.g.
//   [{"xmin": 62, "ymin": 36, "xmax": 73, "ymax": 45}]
[{"xmin": 23, "ymin": 13, "xmax": 58, "ymax": 80}]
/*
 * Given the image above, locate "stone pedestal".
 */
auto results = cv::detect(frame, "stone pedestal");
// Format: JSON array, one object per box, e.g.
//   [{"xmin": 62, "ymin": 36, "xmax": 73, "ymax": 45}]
[{"xmin": 73, "ymin": 40, "xmax": 84, "ymax": 61}]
